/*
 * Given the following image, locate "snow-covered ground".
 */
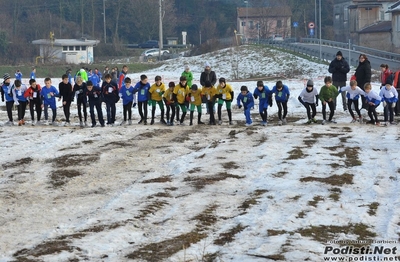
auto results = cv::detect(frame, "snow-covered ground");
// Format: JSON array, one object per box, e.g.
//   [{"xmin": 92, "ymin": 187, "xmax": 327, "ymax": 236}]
[{"xmin": 1, "ymin": 45, "xmax": 399, "ymax": 262}]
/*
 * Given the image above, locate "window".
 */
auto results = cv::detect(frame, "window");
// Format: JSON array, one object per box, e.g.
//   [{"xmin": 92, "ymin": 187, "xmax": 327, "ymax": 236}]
[
  {"xmin": 249, "ymin": 21, "xmax": 254, "ymax": 29},
  {"xmin": 81, "ymin": 46, "xmax": 86, "ymax": 50},
  {"xmin": 380, "ymin": 11, "xmax": 384, "ymax": 21},
  {"xmin": 242, "ymin": 21, "xmax": 246, "ymax": 27},
  {"xmin": 63, "ymin": 46, "xmax": 68, "ymax": 51},
  {"xmin": 68, "ymin": 46, "xmax": 74, "ymax": 51},
  {"xmin": 75, "ymin": 46, "xmax": 81, "ymax": 51},
  {"xmin": 397, "ymin": 15, "xmax": 400, "ymax": 32},
  {"xmin": 277, "ymin": 20, "xmax": 282, "ymax": 28},
  {"xmin": 344, "ymin": 6, "xmax": 349, "ymax": 21}
]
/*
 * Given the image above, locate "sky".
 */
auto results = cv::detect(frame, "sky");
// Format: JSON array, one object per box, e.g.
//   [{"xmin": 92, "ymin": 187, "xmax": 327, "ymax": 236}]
[{"xmin": 1, "ymin": 45, "xmax": 399, "ymax": 262}]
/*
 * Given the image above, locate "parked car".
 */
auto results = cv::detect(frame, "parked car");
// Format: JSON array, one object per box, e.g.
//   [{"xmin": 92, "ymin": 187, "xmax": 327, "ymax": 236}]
[
  {"xmin": 138, "ymin": 40, "xmax": 159, "ymax": 48},
  {"xmin": 271, "ymin": 35, "xmax": 284, "ymax": 41},
  {"xmin": 141, "ymin": 49, "xmax": 170, "ymax": 57}
]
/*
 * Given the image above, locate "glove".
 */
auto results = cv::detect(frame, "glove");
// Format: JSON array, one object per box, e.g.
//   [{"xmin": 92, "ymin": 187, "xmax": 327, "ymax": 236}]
[
  {"xmin": 268, "ymin": 98, "xmax": 273, "ymax": 107},
  {"xmin": 132, "ymin": 102, "xmax": 137, "ymax": 108},
  {"xmin": 238, "ymin": 104, "xmax": 242, "ymax": 109},
  {"xmin": 383, "ymin": 101, "xmax": 387, "ymax": 107},
  {"xmin": 392, "ymin": 102, "xmax": 396, "ymax": 108},
  {"xmin": 15, "ymin": 101, "xmax": 19, "ymax": 106},
  {"xmin": 316, "ymin": 101, "xmax": 319, "ymax": 107},
  {"xmin": 253, "ymin": 94, "xmax": 258, "ymax": 99},
  {"xmin": 1, "ymin": 98, "xmax": 4, "ymax": 102}
]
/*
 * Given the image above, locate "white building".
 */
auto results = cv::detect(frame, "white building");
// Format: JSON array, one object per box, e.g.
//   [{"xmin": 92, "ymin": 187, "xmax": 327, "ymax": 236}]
[{"xmin": 32, "ymin": 38, "xmax": 100, "ymax": 64}]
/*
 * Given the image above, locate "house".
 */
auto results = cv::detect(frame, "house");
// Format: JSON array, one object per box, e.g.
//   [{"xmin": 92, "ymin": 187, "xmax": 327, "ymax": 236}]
[
  {"xmin": 237, "ymin": 5, "xmax": 292, "ymax": 40},
  {"xmin": 32, "ymin": 38, "xmax": 100, "ymax": 64},
  {"xmin": 386, "ymin": 1, "xmax": 400, "ymax": 52},
  {"xmin": 334, "ymin": 0, "xmax": 396, "ymax": 51}
]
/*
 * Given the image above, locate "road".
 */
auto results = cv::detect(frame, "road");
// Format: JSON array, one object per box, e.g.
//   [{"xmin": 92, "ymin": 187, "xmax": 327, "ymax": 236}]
[{"xmin": 292, "ymin": 43, "xmax": 400, "ymax": 71}]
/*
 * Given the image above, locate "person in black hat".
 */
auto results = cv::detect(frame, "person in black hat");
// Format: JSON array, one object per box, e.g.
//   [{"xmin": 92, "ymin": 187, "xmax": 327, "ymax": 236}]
[
  {"xmin": 1, "ymin": 73, "xmax": 15, "ymax": 125},
  {"xmin": 328, "ymin": 50, "xmax": 350, "ymax": 111}
]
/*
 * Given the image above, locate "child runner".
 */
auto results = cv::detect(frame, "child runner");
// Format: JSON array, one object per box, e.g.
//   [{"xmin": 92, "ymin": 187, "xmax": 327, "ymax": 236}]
[
  {"xmin": 133, "ymin": 74, "xmax": 151, "ymax": 125},
  {"xmin": 148, "ymin": 75, "xmax": 166, "ymax": 125},
  {"xmin": 11, "ymin": 80, "xmax": 28, "ymax": 126},
  {"xmin": 271, "ymin": 80, "xmax": 290, "ymax": 125},
  {"xmin": 298, "ymin": 79, "xmax": 319, "ymax": 124},
  {"xmin": 339, "ymin": 80, "xmax": 365, "ymax": 123},
  {"xmin": 379, "ymin": 79, "xmax": 398, "ymax": 125},
  {"xmin": 86, "ymin": 80, "xmax": 105, "ymax": 127},
  {"xmin": 188, "ymin": 84, "xmax": 204, "ymax": 125},
  {"xmin": 236, "ymin": 85, "xmax": 254, "ymax": 126},
  {"xmin": 24, "ymin": 79, "xmax": 42, "ymax": 125},
  {"xmin": 163, "ymin": 82, "xmax": 176, "ymax": 126},
  {"xmin": 364, "ymin": 83, "xmax": 381, "ymax": 126},
  {"xmin": 201, "ymin": 80, "xmax": 217, "ymax": 125},
  {"xmin": 41, "ymin": 77, "xmax": 59, "ymax": 126},
  {"xmin": 119, "ymin": 77, "xmax": 135, "ymax": 125},
  {"xmin": 253, "ymin": 80, "xmax": 272, "ymax": 126},
  {"xmin": 101, "ymin": 73, "xmax": 119, "ymax": 126},
  {"xmin": 1, "ymin": 73, "xmax": 14, "ymax": 125},
  {"xmin": 58, "ymin": 74, "xmax": 73, "ymax": 126},
  {"xmin": 319, "ymin": 76, "xmax": 339, "ymax": 125},
  {"xmin": 73, "ymin": 76, "xmax": 88, "ymax": 127},
  {"xmin": 216, "ymin": 77, "xmax": 234, "ymax": 125},
  {"xmin": 173, "ymin": 76, "xmax": 189, "ymax": 125}
]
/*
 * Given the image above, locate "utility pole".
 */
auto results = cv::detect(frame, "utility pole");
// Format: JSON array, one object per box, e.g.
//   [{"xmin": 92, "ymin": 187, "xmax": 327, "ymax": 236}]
[
  {"xmin": 103, "ymin": 0, "xmax": 106, "ymax": 44},
  {"xmin": 159, "ymin": 0, "xmax": 164, "ymax": 59},
  {"xmin": 319, "ymin": 0, "xmax": 322, "ymax": 60}
]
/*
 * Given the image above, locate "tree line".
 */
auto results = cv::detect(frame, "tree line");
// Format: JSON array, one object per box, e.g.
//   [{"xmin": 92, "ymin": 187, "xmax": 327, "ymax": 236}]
[{"xmin": 0, "ymin": 0, "xmax": 332, "ymax": 65}]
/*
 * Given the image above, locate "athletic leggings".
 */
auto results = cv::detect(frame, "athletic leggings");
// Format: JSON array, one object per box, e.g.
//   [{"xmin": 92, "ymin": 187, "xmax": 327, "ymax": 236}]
[{"xmin": 276, "ymin": 101, "xmax": 288, "ymax": 120}]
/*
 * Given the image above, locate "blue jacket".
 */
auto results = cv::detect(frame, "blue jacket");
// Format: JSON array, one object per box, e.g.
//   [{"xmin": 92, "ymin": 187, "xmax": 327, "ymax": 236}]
[
  {"xmin": 30, "ymin": 72, "xmax": 36, "ymax": 80},
  {"xmin": 15, "ymin": 72, "xmax": 22, "ymax": 81},
  {"xmin": 271, "ymin": 84, "xmax": 290, "ymax": 102},
  {"xmin": 253, "ymin": 86, "xmax": 272, "ymax": 108},
  {"xmin": 119, "ymin": 85, "xmax": 135, "ymax": 105},
  {"xmin": 1, "ymin": 83, "xmax": 14, "ymax": 102},
  {"xmin": 12, "ymin": 85, "xmax": 28, "ymax": 102},
  {"xmin": 237, "ymin": 91, "xmax": 254, "ymax": 109},
  {"xmin": 133, "ymin": 81, "xmax": 150, "ymax": 102},
  {"xmin": 41, "ymin": 86, "xmax": 59, "ymax": 109},
  {"xmin": 89, "ymin": 73, "xmax": 100, "ymax": 87}
]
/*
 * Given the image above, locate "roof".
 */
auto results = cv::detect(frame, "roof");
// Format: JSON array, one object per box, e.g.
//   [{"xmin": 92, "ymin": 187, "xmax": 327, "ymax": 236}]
[
  {"xmin": 32, "ymin": 38, "xmax": 100, "ymax": 46},
  {"xmin": 237, "ymin": 6, "xmax": 292, "ymax": 18},
  {"xmin": 387, "ymin": 1, "xmax": 400, "ymax": 12},
  {"xmin": 358, "ymin": 21, "xmax": 392, "ymax": 33}
]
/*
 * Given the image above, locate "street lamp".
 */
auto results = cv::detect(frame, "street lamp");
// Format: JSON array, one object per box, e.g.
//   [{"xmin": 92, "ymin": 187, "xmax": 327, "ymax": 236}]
[
  {"xmin": 244, "ymin": 0, "xmax": 248, "ymax": 42},
  {"xmin": 159, "ymin": 0, "xmax": 163, "ymax": 59}
]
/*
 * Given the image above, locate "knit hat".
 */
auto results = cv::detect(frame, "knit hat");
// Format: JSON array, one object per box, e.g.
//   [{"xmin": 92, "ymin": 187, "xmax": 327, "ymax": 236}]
[
  {"xmin": 184, "ymin": 65, "xmax": 190, "ymax": 70},
  {"xmin": 307, "ymin": 79, "xmax": 314, "ymax": 87},
  {"xmin": 204, "ymin": 62, "xmax": 211, "ymax": 68},
  {"xmin": 336, "ymin": 51, "xmax": 343, "ymax": 57},
  {"xmin": 191, "ymin": 84, "xmax": 198, "ymax": 91},
  {"xmin": 3, "ymin": 73, "xmax": 10, "ymax": 81}
]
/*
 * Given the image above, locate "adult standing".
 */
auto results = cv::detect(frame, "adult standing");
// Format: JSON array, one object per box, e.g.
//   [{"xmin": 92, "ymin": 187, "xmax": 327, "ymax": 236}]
[
  {"xmin": 200, "ymin": 62, "xmax": 217, "ymax": 114},
  {"xmin": 380, "ymin": 64, "xmax": 392, "ymax": 89},
  {"xmin": 328, "ymin": 51, "xmax": 350, "ymax": 111},
  {"xmin": 354, "ymin": 54, "xmax": 371, "ymax": 109}
]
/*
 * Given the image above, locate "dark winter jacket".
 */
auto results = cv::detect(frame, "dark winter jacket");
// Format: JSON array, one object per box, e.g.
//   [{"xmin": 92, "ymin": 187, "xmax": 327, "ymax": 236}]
[
  {"xmin": 200, "ymin": 70, "xmax": 217, "ymax": 86},
  {"xmin": 355, "ymin": 60, "xmax": 371, "ymax": 91},
  {"xmin": 328, "ymin": 58, "xmax": 350, "ymax": 83},
  {"xmin": 59, "ymin": 82, "xmax": 73, "ymax": 102}
]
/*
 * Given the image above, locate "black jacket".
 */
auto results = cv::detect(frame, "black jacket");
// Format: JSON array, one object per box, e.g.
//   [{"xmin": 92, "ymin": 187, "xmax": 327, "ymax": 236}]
[
  {"xmin": 200, "ymin": 70, "xmax": 217, "ymax": 86},
  {"xmin": 328, "ymin": 58, "xmax": 350, "ymax": 83},
  {"xmin": 355, "ymin": 60, "xmax": 371, "ymax": 90},
  {"xmin": 59, "ymin": 82, "xmax": 73, "ymax": 102}
]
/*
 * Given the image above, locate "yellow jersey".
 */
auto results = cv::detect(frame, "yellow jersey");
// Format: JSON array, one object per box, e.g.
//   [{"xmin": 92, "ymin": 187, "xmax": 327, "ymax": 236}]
[
  {"xmin": 201, "ymin": 86, "xmax": 217, "ymax": 101},
  {"xmin": 216, "ymin": 83, "xmax": 233, "ymax": 100},
  {"xmin": 149, "ymin": 83, "xmax": 166, "ymax": 101},
  {"xmin": 188, "ymin": 88, "xmax": 202, "ymax": 106},
  {"xmin": 173, "ymin": 83, "xmax": 189, "ymax": 104}
]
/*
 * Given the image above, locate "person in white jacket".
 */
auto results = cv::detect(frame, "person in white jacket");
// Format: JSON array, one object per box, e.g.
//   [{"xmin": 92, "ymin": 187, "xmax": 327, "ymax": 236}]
[
  {"xmin": 379, "ymin": 79, "xmax": 398, "ymax": 125},
  {"xmin": 339, "ymin": 80, "xmax": 366, "ymax": 123}
]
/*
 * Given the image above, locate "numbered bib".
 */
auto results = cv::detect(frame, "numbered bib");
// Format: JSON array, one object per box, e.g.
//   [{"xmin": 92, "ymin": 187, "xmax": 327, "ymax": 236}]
[
  {"xmin": 47, "ymin": 93, "xmax": 51, "ymax": 98},
  {"xmin": 108, "ymin": 87, "xmax": 113, "ymax": 93},
  {"xmin": 18, "ymin": 90, "xmax": 22, "ymax": 96},
  {"xmin": 126, "ymin": 90, "xmax": 131, "ymax": 96},
  {"xmin": 222, "ymin": 94, "xmax": 226, "ymax": 99},
  {"xmin": 191, "ymin": 96, "xmax": 195, "ymax": 102},
  {"xmin": 243, "ymin": 97, "xmax": 248, "ymax": 103},
  {"xmin": 94, "ymin": 93, "xmax": 98, "ymax": 98},
  {"xmin": 261, "ymin": 93, "xmax": 266, "ymax": 98},
  {"xmin": 141, "ymin": 89, "xmax": 145, "ymax": 95},
  {"xmin": 278, "ymin": 91, "xmax": 283, "ymax": 97},
  {"xmin": 33, "ymin": 92, "xmax": 37, "ymax": 98},
  {"xmin": 156, "ymin": 89, "xmax": 160, "ymax": 93},
  {"xmin": 207, "ymin": 95, "xmax": 210, "ymax": 100}
]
